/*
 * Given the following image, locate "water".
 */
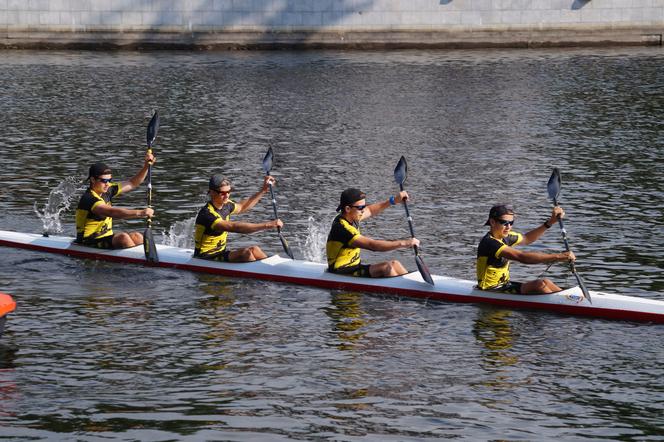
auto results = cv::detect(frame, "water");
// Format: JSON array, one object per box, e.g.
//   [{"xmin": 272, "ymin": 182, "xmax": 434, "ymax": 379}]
[{"xmin": 0, "ymin": 48, "xmax": 663, "ymax": 440}]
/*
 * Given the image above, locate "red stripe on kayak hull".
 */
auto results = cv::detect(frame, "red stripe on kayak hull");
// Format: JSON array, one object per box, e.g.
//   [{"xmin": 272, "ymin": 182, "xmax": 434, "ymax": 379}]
[{"xmin": 2, "ymin": 238, "xmax": 663, "ymax": 324}]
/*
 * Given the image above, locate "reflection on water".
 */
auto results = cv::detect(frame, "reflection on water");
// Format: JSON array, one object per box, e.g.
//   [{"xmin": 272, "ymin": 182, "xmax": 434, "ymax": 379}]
[
  {"xmin": 323, "ymin": 291, "xmax": 368, "ymax": 351},
  {"xmin": 473, "ymin": 308, "xmax": 518, "ymax": 361},
  {"xmin": 196, "ymin": 275, "xmax": 238, "ymax": 345},
  {"xmin": 0, "ymin": 48, "xmax": 663, "ymax": 440}
]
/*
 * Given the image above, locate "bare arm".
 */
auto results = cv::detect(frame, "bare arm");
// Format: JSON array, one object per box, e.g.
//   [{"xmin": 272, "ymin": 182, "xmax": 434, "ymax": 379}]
[
  {"xmin": 522, "ymin": 206, "xmax": 563, "ymax": 245},
  {"xmin": 92, "ymin": 203, "xmax": 153, "ymax": 220},
  {"xmin": 213, "ymin": 218, "xmax": 282, "ymax": 235},
  {"xmin": 499, "ymin": 245, "xmax": 574, "ymax": 264},
  {"xmin": 235, "ymin": 176, "xmax": 273, "ymax": 214},
  {"xmin": 362, "ymin": 191, "xmax": 408, "ymax": 220},
  {"xmin": 119, "ymin": 151, "xmax": 155, "ymax": 194},
  {"xmin": 352, "ymin": 234, "xmax": 419, "ymax": 252}
]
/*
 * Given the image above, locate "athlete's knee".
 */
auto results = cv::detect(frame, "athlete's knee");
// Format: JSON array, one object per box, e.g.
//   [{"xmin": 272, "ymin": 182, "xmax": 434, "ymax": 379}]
[
  {"xmin": 542, "ymin": 278, "xmax": 561, "ymax": 292},
  {"xmin": 113, "ymin": 232, "xmax": 135, "ymax": 248},
  {"xmin": 533, "ymin": 278, "xmax": 556, "ymax": 293},
  {"xmin": 250, "ymin": 246, "xmax": 267, "ymax": 260},
  {"xmin": 129, "ymin": 232, "xmax": 143, "ymax": 245},
  {"xmin": 387, "ymin": 260, "xmax": 407, "ymax": 276}
]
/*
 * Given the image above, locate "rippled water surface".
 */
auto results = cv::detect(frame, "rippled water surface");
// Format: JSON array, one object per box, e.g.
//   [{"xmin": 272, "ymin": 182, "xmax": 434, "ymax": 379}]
[{"xmin": 0, "ymin": 48, "xmax": 663, "ymax": 440}]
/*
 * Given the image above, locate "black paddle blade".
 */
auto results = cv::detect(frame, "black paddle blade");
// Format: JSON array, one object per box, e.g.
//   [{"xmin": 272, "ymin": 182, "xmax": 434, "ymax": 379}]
[
  {"xmin": 547, "ymin": 167, "xmax": 561, "ymax": 202},
  {"xmin": 279, "ymin": 233, "xmax": 295, "ymax": 260},
  {"xmin": 394, "ymin": 155, "xmax": 407, "ymax": 186},
  {"xmin": 143, "ymin": 227, "xmax": 159, "ymax": 264},
  {"xmin": 262, "ymin": 147, "xmax": 274, "ymax": 175},
  {"xmin": 147, "ymin": 111, "xmax": 160, "ymax": 148},
  {"xmin": 415, "ymin": 253, "xmax": 434, "ymax": 285},
  {"xmin": 571, "ymin": 263, "xmax": 592, "ymax": 303},
  {"xmin": 577, "ymin": 275, "xmax": 592, "ymax": 304}
]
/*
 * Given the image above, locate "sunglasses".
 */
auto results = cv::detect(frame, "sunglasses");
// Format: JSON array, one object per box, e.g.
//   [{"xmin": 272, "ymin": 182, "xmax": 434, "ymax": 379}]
[
  {"xmin": 351, "ymin": 205, "xmax": 366, "ymax": 211},
  {"xmin": 96, "ymin": 177, "xmax": 113, "ymax": 183},
  {"xmin": 212, "ymin": 189, "xmax": 231, "ymax": 196},
  {"xmin": 496, "ymin": 219, "xmax": 514, "ymax": 226}
]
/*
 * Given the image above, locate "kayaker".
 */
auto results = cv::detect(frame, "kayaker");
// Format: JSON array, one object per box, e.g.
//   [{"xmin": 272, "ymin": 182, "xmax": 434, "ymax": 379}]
[
  {"xmin": 326, "ymin": 187, "xmax": 419, "ymax": 278},
  {"xmin": 75, "ymin": 153, "xmax": 155, "ymax": 249},
  {"xmin": 477, "ymin": 204, "xmax": 575, "ymax": 294},
  {"xmin": 193, "ymin": 174, "xmax": 283, "ymax": 262}
]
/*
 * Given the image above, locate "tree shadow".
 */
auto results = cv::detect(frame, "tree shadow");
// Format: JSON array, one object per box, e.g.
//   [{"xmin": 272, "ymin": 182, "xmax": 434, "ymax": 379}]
[
  {"xmin": 134, "ymin": 0, "xmax": 378, "ymax": 49},
  {"xmin": 571, "ymin": 0, "xmax": 592, "ymax": 10}
]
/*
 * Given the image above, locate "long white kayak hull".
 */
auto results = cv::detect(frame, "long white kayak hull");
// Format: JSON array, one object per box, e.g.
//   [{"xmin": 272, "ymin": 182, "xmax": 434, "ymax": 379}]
[{"xmin": 1, "ymin": 230, "xmax": 663, "ymax": 324}]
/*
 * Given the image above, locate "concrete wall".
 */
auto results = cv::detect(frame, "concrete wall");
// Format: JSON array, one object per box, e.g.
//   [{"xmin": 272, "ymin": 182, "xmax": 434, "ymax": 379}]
[{"xmin": 1, "ymin": 0, "xmax": 663, "ymax": 49}]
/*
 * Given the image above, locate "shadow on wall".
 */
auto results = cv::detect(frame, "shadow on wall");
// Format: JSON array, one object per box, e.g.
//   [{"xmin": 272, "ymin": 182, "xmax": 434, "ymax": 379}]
[
  {"xmin": 126, "ymin": 0, "xmax": 377, "ymax": 48},
  {"xmin": 571, "ymin": 0, "xmax": 592, "ymax": 10}
]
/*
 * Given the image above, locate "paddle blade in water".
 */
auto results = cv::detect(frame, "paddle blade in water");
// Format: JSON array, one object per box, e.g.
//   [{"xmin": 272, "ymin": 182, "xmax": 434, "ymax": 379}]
[
  {"xmin": 147, "ymin": 111, "xmax": 160, "ymax": 148},
  {"xmin": 415, "ymin": 254, "xmax": 434, "ymax": 285},
  {"xmin": 547, "ymin": 167, "xmax": 561, "ymax": 202},
  {"xmin": 144, "ymin": 227, "xmax": 159, "ymax": 264},
  {"xmin": 394, "ymin": 155, "xmax": 407, "ymax": 186},
  {"xmin": 262, "ymin": 147, "xmax": 274, "ymax": 175}
]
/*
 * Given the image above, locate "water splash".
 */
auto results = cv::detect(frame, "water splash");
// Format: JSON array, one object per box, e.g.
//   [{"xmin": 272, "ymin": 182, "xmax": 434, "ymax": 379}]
[
  {"xmin": 163, "ymin": 216, "xmax": 196, "ymax": 249},
  {"xmin": 33, "ymin": 177, "xmax": 84, "ymax": 235},
  {"xmin": 298, "ymin": 216, "xmax": 328, "ymax": 263}
]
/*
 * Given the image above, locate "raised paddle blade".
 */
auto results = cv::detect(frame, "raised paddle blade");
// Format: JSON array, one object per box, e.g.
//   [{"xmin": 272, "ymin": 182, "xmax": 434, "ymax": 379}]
[
  {"xmin": 143, "ymin": 226, "xmax": 159, "ymax": 264},
  {"xmin": 262, "ymin": 146, "xmax": 274, "ymax": 175},
  {"xmin": 547, "ymin": 167, "xmax": 561, "ymax": 203},
  {"xmin": 147, "ymin": 111, "xmax": 160, "ymax": 148},
  {"xmin": 394, "ymin": 155, "xmax": 407, "ymax": 186}
]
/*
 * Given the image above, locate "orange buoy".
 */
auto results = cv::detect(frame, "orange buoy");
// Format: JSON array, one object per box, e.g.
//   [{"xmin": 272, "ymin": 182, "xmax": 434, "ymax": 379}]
[{"xmin": 0, "ymin": 293, "xmax": 16, "ymax": 318}]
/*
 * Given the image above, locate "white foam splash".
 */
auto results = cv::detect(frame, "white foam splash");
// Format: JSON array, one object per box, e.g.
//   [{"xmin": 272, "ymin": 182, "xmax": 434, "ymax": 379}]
[
  {"xmin": 299, "ymin": 215, "xmax": 328, "ymax": 263},
  {"xmin": 34, "ymin": 177, "xmax": 84, "ymax": 235},
  {"xmin": 163, "ymin": 216, "xmax": 196, "ymax": 249}
]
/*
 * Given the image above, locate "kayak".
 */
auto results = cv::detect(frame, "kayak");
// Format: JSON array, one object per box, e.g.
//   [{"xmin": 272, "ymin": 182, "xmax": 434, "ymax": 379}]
[{"xmin": 1, "ymin": 229, "xmax": 663, "ymax": 324}]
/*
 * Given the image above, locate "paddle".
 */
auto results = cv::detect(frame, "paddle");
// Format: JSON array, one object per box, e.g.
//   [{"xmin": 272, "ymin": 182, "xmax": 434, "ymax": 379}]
[
  {"xmin": 143, "ymin": 110, "xmax": 159, "ymax": 264},
  {"xmin": 547, "ymin": 167, "xmax": 591, "ymax": 303},
  {"xmin": 393, "ymin": 156, "xmax": 434, "ymax": 285},
  {"xmin": 262, "ymin": 147, "xmax": 295, "ymax": 259}
]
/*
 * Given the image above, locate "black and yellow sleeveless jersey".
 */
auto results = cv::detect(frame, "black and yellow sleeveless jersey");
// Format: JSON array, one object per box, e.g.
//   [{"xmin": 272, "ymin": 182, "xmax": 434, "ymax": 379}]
[
  {"xmin": 326, "ymin": 214, "xmax": 362, "ymax": 272},
  {"xmin": 194, "ymin": 201, "xmax": 238, "ymax": 257},
  {"xmin": 75, "ymin": 184, "xmax": 122, "ymax": 243},
  {"xmin": 476, "ymin": 231, "xmax": 523, "ymax": 290}
]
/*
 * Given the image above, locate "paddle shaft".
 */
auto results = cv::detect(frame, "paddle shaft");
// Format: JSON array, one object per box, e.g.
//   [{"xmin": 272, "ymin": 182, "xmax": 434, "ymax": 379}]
[
  {"xmin": 399, "ymin": 183, "xmax": 420, "ymax": 255},
  {"xmin": 267, "ymin": 183, "xmax": 282, "ymax": 234},
  {"xmin": 146, "ymin": 148, "xmax": 154, "ymax": 227},
  {"xmin": 553, "ymin": 197, "xmax": 580, "ymax": 271},
  {"xmin": 553, "ymin": 197, "xmax": 590, "ymax": 301}
]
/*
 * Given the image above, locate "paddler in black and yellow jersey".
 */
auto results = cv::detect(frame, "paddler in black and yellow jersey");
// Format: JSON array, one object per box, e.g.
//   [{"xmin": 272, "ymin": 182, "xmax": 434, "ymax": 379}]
[
  {"xmin": 194, "ymin": 174, "xmax": 283, "ymax": 262},
  {"xmin": 326, "ymin": 187, "xmax": 419, "ymax": 278},
  {"xmin": 477, "ymin": 204, "xmax": 576, "ymax": 294},
  {"xmin": 75, "ymin": 154, "xmax": 155, "ymax": 249}
]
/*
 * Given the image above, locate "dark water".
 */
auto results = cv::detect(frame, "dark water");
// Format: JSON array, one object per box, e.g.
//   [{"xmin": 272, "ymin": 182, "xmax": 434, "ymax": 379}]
[{"xmin": 0, "ymin": 48, "xmax": 663, "ymax": 440}]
